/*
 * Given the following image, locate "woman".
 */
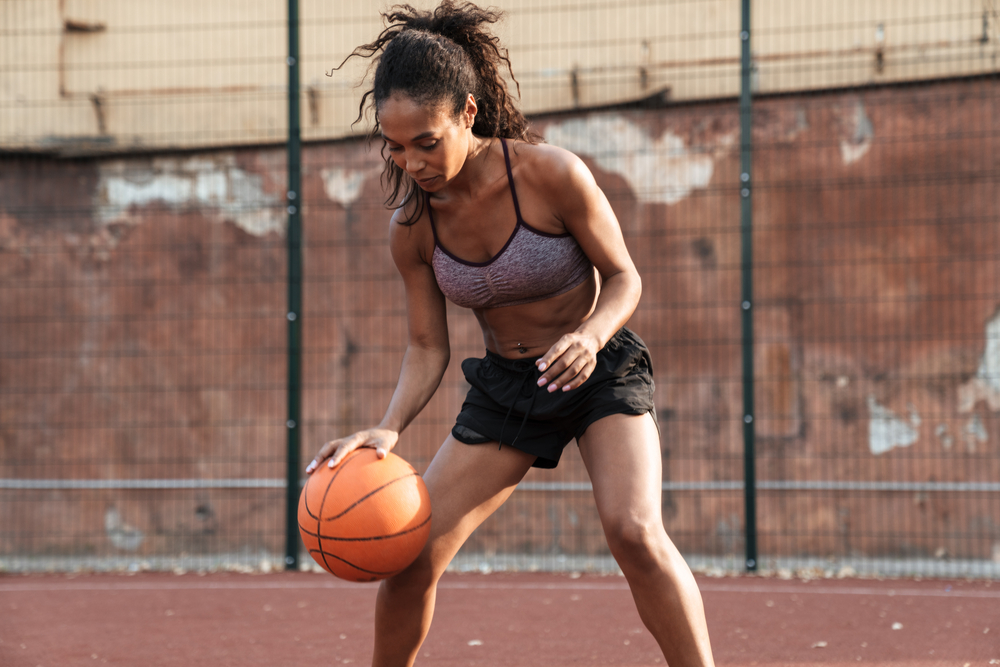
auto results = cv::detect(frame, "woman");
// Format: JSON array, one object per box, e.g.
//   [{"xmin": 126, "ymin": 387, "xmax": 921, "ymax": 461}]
[{"xmin": 307, "ymin": 2, "xmax": 716, "ymax": 666}]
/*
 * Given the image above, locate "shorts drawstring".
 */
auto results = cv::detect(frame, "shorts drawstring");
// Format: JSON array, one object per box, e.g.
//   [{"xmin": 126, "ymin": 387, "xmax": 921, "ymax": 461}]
[{"xmin": 498, "ymin": 365, "xmax": 538, "ymax": 449}]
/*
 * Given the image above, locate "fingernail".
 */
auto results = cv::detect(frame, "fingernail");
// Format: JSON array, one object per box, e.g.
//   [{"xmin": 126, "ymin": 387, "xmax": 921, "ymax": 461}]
[
  {"xmin": 328, "ymin": 459, "xmax": 336, "ymax": 468},
  {"xmin": 537, "ymin": 377, "xmax": 547, "ymax": 387},
  {"xmin": 548, "ymin": 383, "xmax": 558, "ymax": 393},
  {"xmin": 376, "ymin": 448, "xmax": 385, "ymax": 457},
  {"xmin": 562, "ymin": 385, "xmax": 572, "ymax": 392},
  {"xmin": 537, "ymin": 362, "xmax": 547, "ymax": 371}
]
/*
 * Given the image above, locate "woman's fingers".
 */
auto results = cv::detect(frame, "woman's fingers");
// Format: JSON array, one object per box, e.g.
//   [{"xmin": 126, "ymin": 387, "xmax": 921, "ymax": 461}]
[
  {"xmin": 326, "ymin": 436, "xmax": 368, "ymax": 469},
  {"xmin": 536, "ymin": 333, "xmax": 600, "ymax": 392},
  {"xmin": 305, "ymin": 432, "xmax": 365, "ymax": 474},
  {"xmin": 536, "ymin": 337, "xmax": 570, "ymax": 377},
  {"xmin": 306, "ymin": 429, "xmax": 399, "ymax": 473},
  {"xmin": 553, "ymin": 355, "xmax": 596, "ymax": 391},
  {"xmin": 544, "ymin": 352, "xmax": 594, "ymax": 392}
]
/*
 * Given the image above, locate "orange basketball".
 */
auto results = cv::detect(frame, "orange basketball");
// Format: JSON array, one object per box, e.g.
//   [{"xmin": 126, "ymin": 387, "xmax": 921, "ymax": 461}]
[{"xmin": 298, "ymin": 448, "xmax": 432, "ymax": 582}]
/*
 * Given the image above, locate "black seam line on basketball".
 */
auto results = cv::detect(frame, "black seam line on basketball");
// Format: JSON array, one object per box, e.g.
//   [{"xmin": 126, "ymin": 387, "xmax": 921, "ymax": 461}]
[
  {"xmin": 307, "ymin": 548, "xmax": 399, "ymax": 576},
  {"xmin": 301, "ymin": 513, "xmax": 431, "ymax": 541},
  {"xmin": 314, "ymin": 451, "xmax": 366, "ymax": 573},
  {"xmin": 304, "ymin": 448, "xmax": 364, "ymax": 521},
  {"xmin": 305, "ymin": 513, "xmax": 432, "ymax": 542},
  {"xmin": 319, "ymin": 471, "xmax": 420, "ymax": 522}
]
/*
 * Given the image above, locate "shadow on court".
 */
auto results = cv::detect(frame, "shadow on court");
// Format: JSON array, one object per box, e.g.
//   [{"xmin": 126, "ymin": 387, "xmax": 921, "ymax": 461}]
[{"xmin": 1, "ymin": 571, "xmax": 996, "ymax": 666}]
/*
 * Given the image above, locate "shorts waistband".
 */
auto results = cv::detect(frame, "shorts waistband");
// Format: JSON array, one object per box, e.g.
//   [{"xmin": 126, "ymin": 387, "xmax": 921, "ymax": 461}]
[
  {"xmin": 482, "ymin": 327, "xmax": 632, "ymax": 374},
  {"xmin": 484, "ymin": 349, "xmax": 538, "ymax": 374}
]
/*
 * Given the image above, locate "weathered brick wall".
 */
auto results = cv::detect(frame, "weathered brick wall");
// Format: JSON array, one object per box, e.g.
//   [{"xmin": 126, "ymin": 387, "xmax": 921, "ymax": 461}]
[
  {"xmin": 0, "ymin": 151, "xmax": 290, "ymax": 560},
  {"xmin": 1, "ymin": 76, "xmax": 997, "ymax": 565}
]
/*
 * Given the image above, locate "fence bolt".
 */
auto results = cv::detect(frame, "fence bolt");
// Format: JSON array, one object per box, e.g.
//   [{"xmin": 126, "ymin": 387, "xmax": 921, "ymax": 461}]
[
  {"xmin": 741, "ymin": 31, "xmax": 749, "ymax": 41},
  {"xmin": 741, "ymin": 172, "xmax": 750, "ymax": 182},
  {"xmin": 287, "ymin": 205, "xmax": 297, "ymax": 214},
  {"xmin": 287, "ymin": 56, "xmax": 296, "ymax": 66},
  {"xmin": 742, "ymin": 300, "xmax": 751, "ymax": 310},
  {"xmin": 741, "ymin": 188, "xmax": 750, "ymax": 198},
  {"xmin": 286, "ymin": 420, "xmax": 296, "ymax": 429},
  {"xmin": 287, "ymin": 312, "xmax": 297, "ymax": 321},
  {"xmin": 744, "ymin": 414, "xmax": 753, "ymax": 424},
  {"xmin": 287, "ymin": 190, "xmax": 297, "ymax": 200}
]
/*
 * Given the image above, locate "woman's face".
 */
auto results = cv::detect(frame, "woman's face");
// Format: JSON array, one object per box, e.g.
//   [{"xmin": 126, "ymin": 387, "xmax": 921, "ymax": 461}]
[{"xmin": 378, "ymin": 92, "xmax": 476, "ymax": 192}]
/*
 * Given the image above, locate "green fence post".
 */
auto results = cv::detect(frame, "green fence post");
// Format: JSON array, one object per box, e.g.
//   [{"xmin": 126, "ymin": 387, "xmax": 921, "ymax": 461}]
[
  {"xmin": 739, "ymin": 0, "xmax": 758, "ymax": 573},
  {"xmin": 284, "ymin": 0, "xmax": 303, "ymax": 571}
]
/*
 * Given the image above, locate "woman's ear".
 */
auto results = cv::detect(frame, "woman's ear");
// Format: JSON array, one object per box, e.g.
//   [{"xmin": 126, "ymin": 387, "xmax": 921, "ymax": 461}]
[{"xmin": 464, "ymin": 93, "xmax": 478, "ymax": 128}]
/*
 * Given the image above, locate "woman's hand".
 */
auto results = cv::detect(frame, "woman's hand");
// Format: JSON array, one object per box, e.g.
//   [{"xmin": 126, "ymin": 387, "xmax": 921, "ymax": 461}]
[
  {"xmin": 305, "ymin": 428, "xmax": 399, "ymax": 473},
  {"xmin": 534, "ymin": 331, "xmax": 602, "ymax": 393}
]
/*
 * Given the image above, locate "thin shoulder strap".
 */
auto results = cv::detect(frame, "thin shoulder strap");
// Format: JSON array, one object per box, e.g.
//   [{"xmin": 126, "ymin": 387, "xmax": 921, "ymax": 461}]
[
  {"xmin": 500, "ymin": 138, "xmax": 525, "ymax": 224},
  {"xmin": 424, "ymin": 191, "xmax": 441, "ymax": 244}
]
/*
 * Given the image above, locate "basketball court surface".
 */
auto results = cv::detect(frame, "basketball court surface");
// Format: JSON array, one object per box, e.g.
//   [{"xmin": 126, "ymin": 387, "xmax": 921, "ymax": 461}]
[{"xmin": 2, "ymin": 570, "xmax": 997, "ymax": 666}]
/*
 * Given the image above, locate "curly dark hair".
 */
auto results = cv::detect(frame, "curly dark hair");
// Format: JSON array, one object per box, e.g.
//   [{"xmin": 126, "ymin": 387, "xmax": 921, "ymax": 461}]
[{"xmin": 333, "ymin": 1, "xmax": 538, "ymax": 224}]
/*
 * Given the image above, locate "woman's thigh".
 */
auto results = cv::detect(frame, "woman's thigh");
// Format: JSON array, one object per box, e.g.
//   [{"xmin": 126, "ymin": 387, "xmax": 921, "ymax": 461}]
[
  {"xmin": 576, "ymin": 412, "xmax": 663, "ymax": 528},
  {"xmin": 418, "ymin": 435, "xmax": 537, "ymax": 571}
]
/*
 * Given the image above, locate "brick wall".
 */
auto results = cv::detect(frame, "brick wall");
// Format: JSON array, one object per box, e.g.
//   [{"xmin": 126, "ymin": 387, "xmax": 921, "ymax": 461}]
[{"xmin": 2, "ymin": 76, "xmax": 997, "ymax": 565}]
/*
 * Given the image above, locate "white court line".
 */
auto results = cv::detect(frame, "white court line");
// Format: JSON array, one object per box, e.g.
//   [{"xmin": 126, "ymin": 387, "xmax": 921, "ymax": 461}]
[{"xmin": 0, "ymin": 578, "xmax": 997, "ymax": 599}]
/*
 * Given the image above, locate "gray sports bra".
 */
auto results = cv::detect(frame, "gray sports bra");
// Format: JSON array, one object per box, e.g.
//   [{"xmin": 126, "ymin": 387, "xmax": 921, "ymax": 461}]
[{"xmin": 428, "ymin": 139, "xmax": 593, "ymax": 310}]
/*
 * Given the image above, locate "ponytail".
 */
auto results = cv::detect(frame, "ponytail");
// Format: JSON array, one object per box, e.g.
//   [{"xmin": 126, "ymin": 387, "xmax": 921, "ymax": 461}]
[{"xmin": 332, "ymin": 1, "xmax": 539, "ymax": 224}]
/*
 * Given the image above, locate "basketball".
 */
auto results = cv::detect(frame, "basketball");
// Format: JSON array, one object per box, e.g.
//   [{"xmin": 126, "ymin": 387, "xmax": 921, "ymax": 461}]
[{"xmin": 298, "ymin": 448, "xmax": 432, "ymax": 582}]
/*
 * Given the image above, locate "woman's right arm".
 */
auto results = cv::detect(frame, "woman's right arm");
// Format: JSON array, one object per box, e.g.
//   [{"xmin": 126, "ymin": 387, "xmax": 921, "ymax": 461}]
[{"xmin": 306, "ymin": 210, "xmax": 450, "ymax": 472}]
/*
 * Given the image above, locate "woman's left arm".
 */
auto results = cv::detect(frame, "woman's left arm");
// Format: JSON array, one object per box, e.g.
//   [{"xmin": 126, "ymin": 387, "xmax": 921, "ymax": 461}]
[{"xmin": 532, "ymin": 147, "xmax": 642, "ymax": 392}]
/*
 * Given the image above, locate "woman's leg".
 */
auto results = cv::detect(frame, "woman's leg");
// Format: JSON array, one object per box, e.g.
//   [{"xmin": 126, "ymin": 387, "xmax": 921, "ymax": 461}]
[
  {"xmin": 577, "ymin": 412, "xmax": 716, "ymax": 667},
  {"xmin": 372, "ymin": 435, "xmax": 536, "ymax": 667}
]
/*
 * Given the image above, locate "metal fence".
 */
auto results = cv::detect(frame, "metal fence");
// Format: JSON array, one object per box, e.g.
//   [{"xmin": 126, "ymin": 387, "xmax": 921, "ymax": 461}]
[{"xmin": 1, "ymin": 0, "xmax": 998, "ymax": 577}]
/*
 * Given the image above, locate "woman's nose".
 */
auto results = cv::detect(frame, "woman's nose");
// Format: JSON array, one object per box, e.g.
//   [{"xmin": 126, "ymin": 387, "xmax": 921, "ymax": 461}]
[{"xmin": 405, "ymin": 155, "xmax": 425, "ymax": 174}]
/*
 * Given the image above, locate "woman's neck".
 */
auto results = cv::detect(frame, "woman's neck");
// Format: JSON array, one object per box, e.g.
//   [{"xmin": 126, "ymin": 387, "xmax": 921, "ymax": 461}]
[{"xmin": 439, "ymin": 134, "xmax": 498, "ymax": 202}]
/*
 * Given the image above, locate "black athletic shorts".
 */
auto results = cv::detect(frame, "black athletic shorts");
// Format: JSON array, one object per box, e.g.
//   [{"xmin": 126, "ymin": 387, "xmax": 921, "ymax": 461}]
[{"xmin": 452, "ymin": 327, "xmax": 656, "ymax": 469}]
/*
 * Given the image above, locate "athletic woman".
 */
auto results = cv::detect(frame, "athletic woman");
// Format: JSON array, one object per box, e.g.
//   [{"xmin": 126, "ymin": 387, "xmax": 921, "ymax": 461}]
[{"xmin": 307, "ymin": 3, "xmax": 716, "ymax": 665}]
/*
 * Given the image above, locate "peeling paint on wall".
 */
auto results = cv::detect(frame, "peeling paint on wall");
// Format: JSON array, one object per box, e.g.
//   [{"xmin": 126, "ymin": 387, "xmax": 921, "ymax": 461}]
[
  {"xmin": 840, "ymin": 99, "xmax": 873, "ymax": 165},
  {"xmin": 321, "ymin": 167, "xmax": 376, "ymax": 207},
  {"xmin": 935, "ymin": 423, "xmax": 953, "ymax": 450},
  {"xmin": 105, "ymin": 507, "xmax": 144, "ymax": 551},
  {"xmin": 964, "ymin": 414, "xmax": 988, "ymax": 452},
  {"xmin": 95, "ymin": 154, "xmax": 283, "ymax": 237},
  {"xmin": 543, "ymin": 114, "xmax": 721, "ymax": 204},
  {"xmin": 867, "ymin": 395, "xmax": 921, "ymax": 455},
  {"xmin": 958, "ymin": 309, "xmax": 1000, "ymax": 412}
]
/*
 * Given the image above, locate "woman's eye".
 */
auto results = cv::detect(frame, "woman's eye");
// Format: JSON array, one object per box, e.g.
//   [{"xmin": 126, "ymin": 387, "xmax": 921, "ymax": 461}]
[
  {"xmin": 421, "ymin": 142, "xmax": 438, "ymax": 151},
  {"xmin": 387, "ymin": 145, "xmax": 402, "ymax": 152}
]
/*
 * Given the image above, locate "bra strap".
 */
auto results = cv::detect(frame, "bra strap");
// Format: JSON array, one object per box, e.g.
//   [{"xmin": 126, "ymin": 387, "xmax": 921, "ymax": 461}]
[
  {"xmin": 500, "ymin": 138, "xmax": 525, "ymax": 224},
  {"xmin": 425, "ymin": 191, "xmax": 441, "ymax": 245}
]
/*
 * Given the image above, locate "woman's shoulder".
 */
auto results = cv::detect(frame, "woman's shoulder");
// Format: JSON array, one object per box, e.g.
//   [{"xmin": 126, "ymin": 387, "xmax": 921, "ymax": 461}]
[
  {"xmin": 507, "ymin": 139, "xmax": 597, "ymax": 194},
  {"xmin": 389, "ymin": 195, "xmax": 435, "ymax": 265},
  {"xmin": 508, "ymin": 139, "xmax": 578, "ymax": 170}
]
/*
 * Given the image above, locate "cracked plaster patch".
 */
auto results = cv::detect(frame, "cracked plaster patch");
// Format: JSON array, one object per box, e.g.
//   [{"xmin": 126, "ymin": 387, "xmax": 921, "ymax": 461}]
[
  {"xmin": 840, "ymin": 99, "xmax": 873, "ymax": 165},
  {"xmin": 320, "ymin": 167, "xmax": 377, "ymax": 207},
  {"xmin": 95, "ymin": 154, "xmax": 284, "ymax": 237},
  {"xmin": 867, "ymin": 395, "xmax": 921, "ymax": 455},
  {"xmin": 544, "ymin": 114, "xmax": 725, "ymax": 205},
  {"xmin": 958, "ymin": 310, "xmax": 1000, "ymax": 413}
]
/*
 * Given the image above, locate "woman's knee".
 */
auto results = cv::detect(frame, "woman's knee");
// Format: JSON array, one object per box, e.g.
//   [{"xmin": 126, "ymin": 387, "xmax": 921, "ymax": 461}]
[
  {"xmin": 382, "ymin": 540, "xmax": 451, "ymax": 595},
  {"xmin": 604, "ymin": 517, "xmax": 671, "ymax": 568},
  {"xmin": 381, "ymin": 558, "xmax": 436, "ymax": 600}
]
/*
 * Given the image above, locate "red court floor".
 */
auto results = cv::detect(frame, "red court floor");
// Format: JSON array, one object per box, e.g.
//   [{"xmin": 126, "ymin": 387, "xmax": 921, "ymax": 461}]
[{"xmin": 1, "ymin": 571, "xmax": 997, "ymax": 666}]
